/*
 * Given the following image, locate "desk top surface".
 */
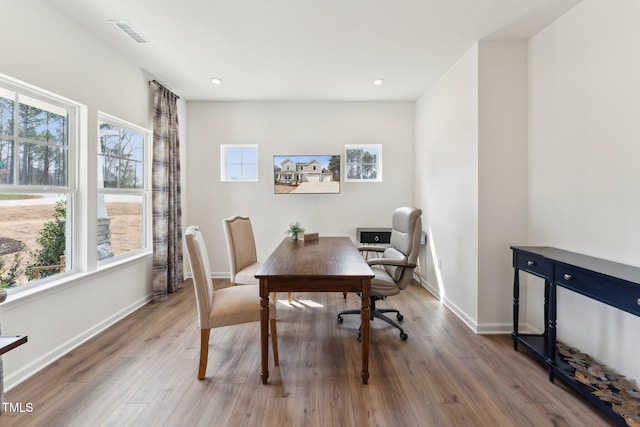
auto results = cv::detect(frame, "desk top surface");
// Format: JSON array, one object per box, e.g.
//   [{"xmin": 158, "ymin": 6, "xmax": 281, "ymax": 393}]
[{"xmin": 256, "ymin": 236, "xmax": 374, "ymax": 279}]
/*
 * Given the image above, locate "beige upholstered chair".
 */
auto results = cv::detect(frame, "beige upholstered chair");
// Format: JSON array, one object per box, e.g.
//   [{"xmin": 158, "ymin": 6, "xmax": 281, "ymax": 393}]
[
  {"xmin": 184, "ymin": 225, "xmax": 278, "ymax": 380},
  {"xmin": 337, "ymin": 206, "xmax": 422, "ymax": 341},
  {"xmin": 222, "ymin": 215, "xmax": 292, "ymax": 303}
]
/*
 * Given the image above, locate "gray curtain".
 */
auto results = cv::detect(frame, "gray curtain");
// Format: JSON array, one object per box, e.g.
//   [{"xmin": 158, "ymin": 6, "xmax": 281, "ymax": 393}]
[{"xmin": 152, "ymin": 83, "xmax": 183, "ymax": 302}]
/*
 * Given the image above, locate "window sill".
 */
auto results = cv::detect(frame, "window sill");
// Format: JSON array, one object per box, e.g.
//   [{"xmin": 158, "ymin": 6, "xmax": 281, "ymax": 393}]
[
  {"xmin": 97, "ymin": 249, "xmax": 152, "ymax": 269},
  {"xmin": 1, "ymin": 251, "xmax": 152, "ymax": 310}
]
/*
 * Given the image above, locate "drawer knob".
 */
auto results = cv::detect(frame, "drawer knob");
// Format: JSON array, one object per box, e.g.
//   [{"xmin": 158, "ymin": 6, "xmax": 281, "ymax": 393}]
[
  {"xmin": 637, "ymin": 298, "xmax": 640, "ymax": 306},
  {"xmin": 374, "ymin": 235, "xmax": 379, "ymax": 242},
  {"xmin": 527, "ymin": 260, "xmax": 536, "ymax": 266},
  {"xmin": 564, "ymin": 274, "xmax": 573, "ymax": 281}
]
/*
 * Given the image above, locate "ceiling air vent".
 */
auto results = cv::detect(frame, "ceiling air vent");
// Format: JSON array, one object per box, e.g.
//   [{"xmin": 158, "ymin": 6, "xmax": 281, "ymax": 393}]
[{"xmin": 113, "ymin": 21, "xmax": 148, "ymax": 44}]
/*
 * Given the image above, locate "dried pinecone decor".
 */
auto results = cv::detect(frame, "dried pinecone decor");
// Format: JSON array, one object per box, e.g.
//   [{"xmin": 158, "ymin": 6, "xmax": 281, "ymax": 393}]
[{"xmin": 557, "ymin": 341, "xmax": 640, "ymax": 426}]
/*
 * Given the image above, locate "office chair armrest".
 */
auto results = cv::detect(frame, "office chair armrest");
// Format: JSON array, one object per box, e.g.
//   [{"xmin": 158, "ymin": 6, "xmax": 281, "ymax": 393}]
[
  {"xmin": 367, "ymin": 258, "xmax": 416, "ymax": 269},
  {"xmin": 358, "ymin": 245, "xmax": 386, "ymax": 253}
]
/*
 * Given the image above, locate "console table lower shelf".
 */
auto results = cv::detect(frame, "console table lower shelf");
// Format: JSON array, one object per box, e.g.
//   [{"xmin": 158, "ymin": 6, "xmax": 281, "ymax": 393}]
[{"xmin": 553, "ymin": 341, "xmax": 640, "ymax": 426}]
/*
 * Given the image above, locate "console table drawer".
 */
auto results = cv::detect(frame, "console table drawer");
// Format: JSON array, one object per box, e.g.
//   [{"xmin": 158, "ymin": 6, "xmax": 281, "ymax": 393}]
[
  {"xmin": 554, "ymin": 266, "xmax": 640, "ymax": 317},
  {"xmin": 515, "ymin": 252, "xmax": 551, "ymax": 278}
]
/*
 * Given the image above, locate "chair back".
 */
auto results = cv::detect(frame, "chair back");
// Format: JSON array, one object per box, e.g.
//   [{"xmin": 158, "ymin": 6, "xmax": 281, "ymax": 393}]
[
  {"xmin": 384, "ymin": 207, "xmax": 422, "ymax": 290},
  {"xmin": 184, "ymin": 226, "xmax": 214, "ymax": 329},
  {"xmin": 222, "ymin": 216, "xmax": 258, "ymax": 283}
]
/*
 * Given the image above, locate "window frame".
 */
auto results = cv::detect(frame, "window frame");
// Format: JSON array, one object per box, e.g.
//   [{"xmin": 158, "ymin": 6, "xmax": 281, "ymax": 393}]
[
  {"xmin": 0, "ymin": 79, "xmax": 78, "ymax": 191},
  {"xmin": 220, "ymin": 144, "xmax": 259, "ymax": 182},
  {"xmin": 97, "ymin": 111, "xmax": 152, "ymax": 265},
  {"xmin": 0, "ymin": 73, "xmax": 79, "ymax": 289}
]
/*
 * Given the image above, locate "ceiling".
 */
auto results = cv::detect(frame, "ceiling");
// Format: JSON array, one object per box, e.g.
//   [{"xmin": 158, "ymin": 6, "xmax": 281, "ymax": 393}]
[{"xmin": 46, "ymin": 0, "xmax": 581, "ymax": 101}]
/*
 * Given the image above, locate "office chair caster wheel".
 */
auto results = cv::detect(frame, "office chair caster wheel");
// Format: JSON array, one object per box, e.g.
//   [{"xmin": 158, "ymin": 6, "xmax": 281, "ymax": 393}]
[
  {"xmin": 400, "ymin": 332, "xmax": 408, "ymax": 341},
  {"xmin": 337, "ymin": 315, "xmax": 344, "ymax": 324},
  {"xmin": 397, "ymin": 313, "xmax": 404, "ymax": 321}
]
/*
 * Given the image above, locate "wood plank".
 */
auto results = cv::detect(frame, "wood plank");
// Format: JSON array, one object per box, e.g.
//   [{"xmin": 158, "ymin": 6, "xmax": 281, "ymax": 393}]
[{"xmin": 3, "ymin": 279, "xmax": 615, "ymax": 426}]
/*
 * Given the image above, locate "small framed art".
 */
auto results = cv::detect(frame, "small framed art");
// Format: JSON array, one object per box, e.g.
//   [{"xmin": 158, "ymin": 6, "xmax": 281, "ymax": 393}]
[{"xmin": 345, "ymin": 144, "xmax": 382, "ymax": 182}]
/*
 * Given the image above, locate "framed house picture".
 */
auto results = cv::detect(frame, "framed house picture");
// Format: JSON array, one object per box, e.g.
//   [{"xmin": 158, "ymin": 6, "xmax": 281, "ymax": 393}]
[
  {"xmin": 345, "ymin": 144, "xmax": 382, "ymax": 182},
  {"xmin": 273, "ymin": 155, "xmax": 340, "ymax": 194}
]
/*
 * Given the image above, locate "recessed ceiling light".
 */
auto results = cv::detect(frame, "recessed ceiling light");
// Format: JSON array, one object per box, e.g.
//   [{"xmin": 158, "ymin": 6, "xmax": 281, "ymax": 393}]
[
  {"xmin": 210, "ymin": 77, "xmax": 223, "ymax": 85},
  {"xmin": 373, "ymin": 78, "xmax": 385, "ymax": 86}
]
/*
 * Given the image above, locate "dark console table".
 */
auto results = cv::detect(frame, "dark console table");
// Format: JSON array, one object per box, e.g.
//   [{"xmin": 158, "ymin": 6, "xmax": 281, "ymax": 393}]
[{"xmin": 511, "ymin": 246, "xmax": 640, "ymax": 426}]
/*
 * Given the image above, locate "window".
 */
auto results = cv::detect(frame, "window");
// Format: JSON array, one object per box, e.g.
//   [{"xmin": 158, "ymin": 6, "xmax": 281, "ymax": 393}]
[
  {"xmin": 98, "ymin": 113, "xmax": 150, "ymax": 261},
  {"xmin": 220, "ymin": 144, "xmax": 258, "ymax": 182},
  {"xmin": 345, "ymin": 144, "xmax": 382, "ymax": 182},
  {"xmin": 0, "ymin": 75, "xmax": 77, "ymax": 288}
]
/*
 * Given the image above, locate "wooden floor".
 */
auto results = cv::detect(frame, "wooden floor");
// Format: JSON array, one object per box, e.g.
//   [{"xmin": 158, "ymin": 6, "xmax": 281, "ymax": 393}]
[{"xmin": 4, "ymin": 279, "xmax": 614, "ymax": 426}]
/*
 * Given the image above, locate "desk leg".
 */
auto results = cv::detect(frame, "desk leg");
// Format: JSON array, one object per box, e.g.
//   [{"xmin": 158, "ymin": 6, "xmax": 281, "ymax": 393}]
[
  {"xmin": 260, "ymin": 279, "xmax": 269, "ymax": 384},
  {"xmin": 360, "ymin": 279, "xmax": 370, "ymax": 384}
]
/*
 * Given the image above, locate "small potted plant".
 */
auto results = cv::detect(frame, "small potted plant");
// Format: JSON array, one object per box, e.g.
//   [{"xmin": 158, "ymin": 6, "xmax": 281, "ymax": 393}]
[{"xmin": 286, "ymin": 221, "xmax": 305, "ymax": 240}]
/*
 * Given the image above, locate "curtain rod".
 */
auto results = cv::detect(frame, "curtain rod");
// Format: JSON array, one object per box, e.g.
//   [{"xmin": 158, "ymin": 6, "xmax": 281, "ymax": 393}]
[{"xmin": 148, "ymin": 79, "xmax": 180, "ymax": 99}]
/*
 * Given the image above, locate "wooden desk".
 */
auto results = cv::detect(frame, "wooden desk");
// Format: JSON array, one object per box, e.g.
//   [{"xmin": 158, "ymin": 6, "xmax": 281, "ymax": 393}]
[{"xmin": 256, "ymin": 237, "xmax": 374, "ymax": 384}]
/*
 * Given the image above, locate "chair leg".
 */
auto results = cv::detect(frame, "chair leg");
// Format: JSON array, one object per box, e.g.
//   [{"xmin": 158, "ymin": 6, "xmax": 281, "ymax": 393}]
[
  {"xmin": 269, "ymin": 292, "xmax": 293, "ymax": 304},
  {"xmin": 372, "ymin": 310, "xmax": 405, "ymax": 332},
  {"xmin": 337, "ymin": 308, "xmax": 365, "ymax": 323},
  {"xmin": 270, "ymin": 318, "xmax": 279, "ymax": 366},
  {"xmin": 337, "ymin": 298, "xmax": 408, "ymax": 340},
  {"xmin": 198, "ymin": 328, "xmax": 211, "ymax": 380},
  {"xmin": 378, "ymin": 307, "xmax": 402, "ymax": 318}
]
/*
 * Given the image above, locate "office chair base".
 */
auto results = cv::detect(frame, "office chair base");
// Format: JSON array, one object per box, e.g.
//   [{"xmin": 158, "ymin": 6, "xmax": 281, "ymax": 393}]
[{"xmin": 337, "ymin": 300, "xmax": 408, "ymax": 341}]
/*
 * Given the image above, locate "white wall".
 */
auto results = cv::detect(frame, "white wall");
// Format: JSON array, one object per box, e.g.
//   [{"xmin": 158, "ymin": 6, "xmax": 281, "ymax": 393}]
[
  {"xmin": 415, "ymin": 1, "xmax": 640, "ymax": 386},
  {"xmin": 0, "ymin": 1, "xmax": 154, "ymax": 389},
  {"xmin": 186, "ymin": 101, "xmax": 415, "ymax": 274},
  {"xmin": 416, "ymin": 41, "xmax": 528, "ymax": 333},
  {"xmin": 415, "ymin": 45, "xmax": 480, "ymax": 326},
  {"xmin": 477, "ymin": 41, "xmax": 528, "ymax": 330},
  {"xmin": 528, "ymin": 0, "xmax": 640, "ymax": 382}
]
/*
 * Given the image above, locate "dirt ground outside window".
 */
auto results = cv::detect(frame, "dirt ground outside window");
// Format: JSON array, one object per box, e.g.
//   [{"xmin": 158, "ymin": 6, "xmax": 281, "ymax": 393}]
[{"xmin": 0, "ymin": 202, "xmax": 142, "ymax": 286}]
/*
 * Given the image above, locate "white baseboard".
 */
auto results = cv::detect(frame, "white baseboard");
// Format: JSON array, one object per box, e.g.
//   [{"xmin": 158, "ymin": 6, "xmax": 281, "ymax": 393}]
[
  {"xmin": 416, "ymin": 274, "xmax": 513, "ymax": 335},
  {"xmin": 4, "ymin": 294, "xmax": 152, "ymax": 391},
  {"xmin": 475, "ymin": 322, "xmax": 514, "ymax": 334},
  {"xmin": 211, "ymin": 272, "xmax": 229, "ymax": 279}
]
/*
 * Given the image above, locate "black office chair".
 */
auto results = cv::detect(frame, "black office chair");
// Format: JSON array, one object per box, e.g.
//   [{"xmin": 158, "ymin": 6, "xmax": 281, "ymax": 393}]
[{"xmin": 337, "ymin": 206, "xmax": 422, "ymax": 341}]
